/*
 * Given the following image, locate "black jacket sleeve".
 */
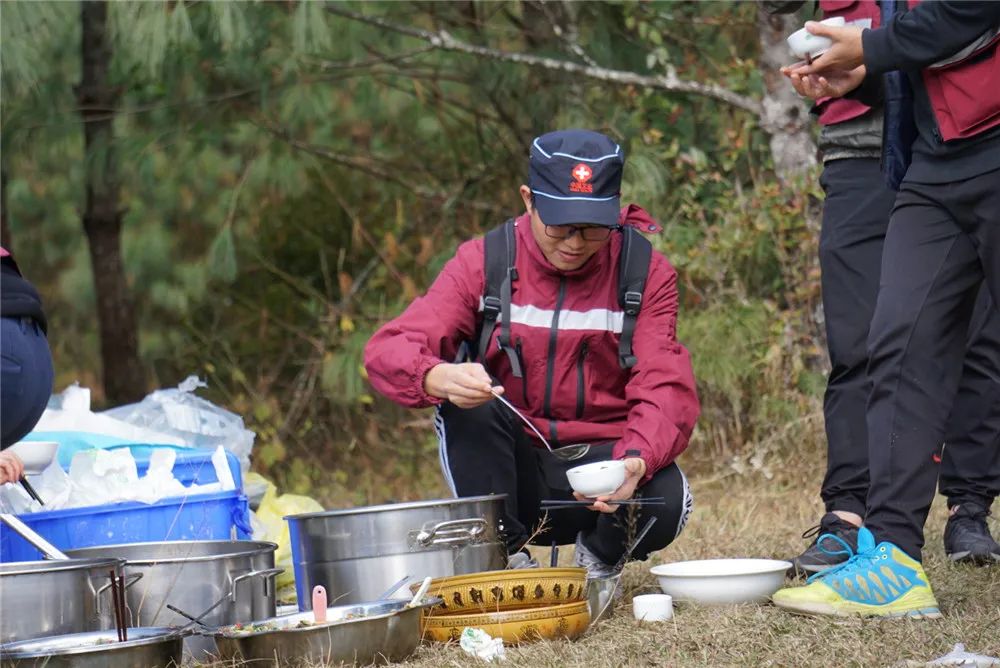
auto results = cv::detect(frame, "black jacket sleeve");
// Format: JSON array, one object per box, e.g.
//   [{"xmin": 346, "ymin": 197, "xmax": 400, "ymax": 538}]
[{"xmin": 863, "ymin": 1, "xmax": 1000, "ymax": 75}]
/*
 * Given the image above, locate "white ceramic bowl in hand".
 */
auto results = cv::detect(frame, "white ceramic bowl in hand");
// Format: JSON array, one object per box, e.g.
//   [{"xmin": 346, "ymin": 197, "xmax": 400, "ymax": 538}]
[
  {"xmin": 787, "ymin": 16, "xmax": 846, "ymax": 60},
  {"xmin": 650, "ymin": 558, "xmax": 792, "ymax": 605},
  {"xmin": 6, "ymin": 441, "xmax": 59, "ymax": 476},
  {"xmin": 566, "ymin": 460, "xmax": 626, "ymax": 498}
]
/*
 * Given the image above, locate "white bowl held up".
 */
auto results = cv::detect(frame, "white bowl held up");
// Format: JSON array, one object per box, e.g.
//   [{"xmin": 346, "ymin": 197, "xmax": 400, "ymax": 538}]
[
  {"xmin": 650, "ymin": 558, "xmax": 792, "ymax": 605},
  {"xmin": 786, "ymin": 16, "xmax": 846, "ymax": 59},
  {"xmin": 7, "ymin": 441, "xmax": 59, "ymax": 476},
  {"xmin": 565, "ymin": 460, "xmax": 625, "ymax": 498}
]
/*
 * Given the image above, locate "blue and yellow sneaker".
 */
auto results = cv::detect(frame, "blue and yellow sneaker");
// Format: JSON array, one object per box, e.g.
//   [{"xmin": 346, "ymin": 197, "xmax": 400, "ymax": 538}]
[{"xmin": 772, "ymin": 527, "xmax": 942, "ymax": 618}]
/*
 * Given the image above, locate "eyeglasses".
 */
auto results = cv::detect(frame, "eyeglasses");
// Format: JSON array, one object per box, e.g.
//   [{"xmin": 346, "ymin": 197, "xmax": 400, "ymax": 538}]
[{"xmin": 542, "ymin": 224, "xmax": 616, "ymax": 242}]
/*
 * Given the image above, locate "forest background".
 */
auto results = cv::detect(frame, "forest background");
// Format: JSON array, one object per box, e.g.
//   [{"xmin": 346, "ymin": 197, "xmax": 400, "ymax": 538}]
[{"xmin": 2, "ymin": 0, "xmax": 828, "ymax": 505}]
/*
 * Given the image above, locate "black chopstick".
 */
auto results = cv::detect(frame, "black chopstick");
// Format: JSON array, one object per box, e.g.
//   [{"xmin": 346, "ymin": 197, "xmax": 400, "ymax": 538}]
[
  {"xmin": 540, "ymin": 497, "xmax": 665, "ymax": 506},
  {"xmin": 19, "ymin": 478, "xmax": 44, "ymax": 505},
  {"xmin": 110, "ymin": 570, "xmax": 123, "ymax": 642}
]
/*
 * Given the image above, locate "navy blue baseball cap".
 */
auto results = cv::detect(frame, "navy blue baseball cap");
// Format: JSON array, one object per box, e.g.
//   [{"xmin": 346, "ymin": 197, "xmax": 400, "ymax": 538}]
[{"xmin": 528, "ymin": 129, "xmax": 623, "ymax": 228}]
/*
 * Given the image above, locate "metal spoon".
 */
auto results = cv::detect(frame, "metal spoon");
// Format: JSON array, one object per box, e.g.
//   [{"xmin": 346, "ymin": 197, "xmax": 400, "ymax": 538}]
[
  {"xmin": 376, "ymin": 574, "xmax": 412, "ymax": 600},
  {"xmin": 490, "ymin": 389, "xmax": 590, "ymax": 461}
]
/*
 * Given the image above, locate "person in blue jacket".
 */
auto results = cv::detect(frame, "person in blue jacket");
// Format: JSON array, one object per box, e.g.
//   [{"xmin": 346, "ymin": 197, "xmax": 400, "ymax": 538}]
[{"xmin": 1, "ymin": 247, "xmax": 54, "ymax": 484}]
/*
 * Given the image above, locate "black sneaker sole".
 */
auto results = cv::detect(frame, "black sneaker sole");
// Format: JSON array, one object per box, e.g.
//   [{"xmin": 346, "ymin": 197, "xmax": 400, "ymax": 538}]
[
  {"xmin": 947, "ymin": 550, "xmax": 1000, "ymax": 566},
  {"xmin": 786, "ymin": 560, "xmax": 840, "ymax": 579}
]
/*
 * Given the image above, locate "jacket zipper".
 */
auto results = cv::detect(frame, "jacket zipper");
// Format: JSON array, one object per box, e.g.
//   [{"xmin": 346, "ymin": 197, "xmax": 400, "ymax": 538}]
[
  {"xmin": 575, "ymin": 341, "xmax": 588, "ymax": 419},
  {"xmin": 516, "ymin": 337, "xmax": 529, "ymax": 405},
  {"xmin": 543, "ymin": 278, "xmax": 567, "ymax": 440}
]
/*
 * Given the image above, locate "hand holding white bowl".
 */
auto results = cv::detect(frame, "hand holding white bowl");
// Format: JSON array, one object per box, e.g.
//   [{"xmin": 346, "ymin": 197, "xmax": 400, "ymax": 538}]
[
  {"xmin": 6, "ymin": 441, "xmax": 58, "ymax": 476},
  {"xmin": 569, "ymin": 458, "xmax": 646, "ymax": 514},
  {"xmin": 0, "ymin": 450, "xmax": 25, "ymax": 484},
  {"xmin": 786, "ymin": 16, "xmax": 846, "ymax": 60}
]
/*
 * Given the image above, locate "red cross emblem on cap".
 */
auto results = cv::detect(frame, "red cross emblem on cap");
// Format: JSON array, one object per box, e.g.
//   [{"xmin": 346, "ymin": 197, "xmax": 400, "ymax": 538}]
[{"xmin": 571, "ymin": 163, "xmax": 592, "ymax": 183}]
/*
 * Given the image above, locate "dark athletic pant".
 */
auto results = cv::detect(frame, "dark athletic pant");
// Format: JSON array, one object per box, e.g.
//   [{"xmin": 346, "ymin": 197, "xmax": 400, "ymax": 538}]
[
  {"xmin": 865, "ymin": 167, "xmax": 1000, "ymax": 560},
  {"xmin": 1, "ymin": 316, "xmax": 54, "ymax": 448},
  {"xmin": 818, "ymin": 159, "xmax": 1000, "ymax": 527},
  {"xmin": 435, "ymin": 400, "xmax": 692, "ymax": 566}
]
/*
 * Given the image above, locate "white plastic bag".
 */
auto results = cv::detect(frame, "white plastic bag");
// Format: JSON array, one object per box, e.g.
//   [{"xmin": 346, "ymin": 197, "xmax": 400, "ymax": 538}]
[
  {"xmin": 101, "ymin": 376, "xmax": 255, "ymax": 476},
  {"xmin": 459, "ymin": 628, "xmax": 506, "ymax": 662}
]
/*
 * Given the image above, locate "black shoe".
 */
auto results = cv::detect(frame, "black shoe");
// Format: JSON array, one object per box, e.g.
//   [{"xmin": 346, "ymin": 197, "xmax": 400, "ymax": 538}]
[
  {"xmin": 944, "ymin": 502, "xmax": 1000, "ymax": 565},
  {"xmin": 787, "ymin": 512, "xmax": 860, "ymax": 578}
]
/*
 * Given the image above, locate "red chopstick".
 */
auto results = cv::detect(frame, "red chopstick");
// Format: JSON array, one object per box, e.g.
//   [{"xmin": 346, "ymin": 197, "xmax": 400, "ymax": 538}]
[{"xmin": 118, "ymin": 573, "xmax": 128, "ymax": 642}]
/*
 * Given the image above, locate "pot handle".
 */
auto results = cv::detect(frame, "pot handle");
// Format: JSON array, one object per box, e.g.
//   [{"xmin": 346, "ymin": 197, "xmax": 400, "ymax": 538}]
[
  {"xmin": 409, "ymin": 518, "xmax": 488, "ymax": 548},
  {"xmin": 229, "ymin": 567, "xmax": 284, "ymax": 601},
  {"xmin": 93, "ymin": 573, "xmax": 144, "ymax": 614}
]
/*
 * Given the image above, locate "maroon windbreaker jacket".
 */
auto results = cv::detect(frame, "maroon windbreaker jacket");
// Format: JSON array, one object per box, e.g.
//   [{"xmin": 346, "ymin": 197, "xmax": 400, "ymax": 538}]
[{"xmin": 364, "ymin": 207, "xmax": 700, "ymax": 479}]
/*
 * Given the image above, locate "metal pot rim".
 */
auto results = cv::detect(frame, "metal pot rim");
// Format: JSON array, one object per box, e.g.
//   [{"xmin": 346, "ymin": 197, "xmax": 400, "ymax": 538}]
[
  {"xmin": 66, "ymin": 540, "xmax": 277, "ymax": 565},
  {"xmin": 0, "ymin": 557, "xmax": 123, "ymax": 576},
  {"xmin": 211, "ymin": 597, "xmax": 441, "ymax": 639},
  {"xmin": 284, "ymin": 494, "xmax": 508, "ymax": 521},
  {"xmin": 0, "ymin": 627, "xmax": 189, "ymax": 658}
]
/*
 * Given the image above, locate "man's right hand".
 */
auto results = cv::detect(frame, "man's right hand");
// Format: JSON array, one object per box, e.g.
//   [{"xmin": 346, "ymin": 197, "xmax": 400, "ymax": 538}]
[{"xmin": 424, "ymin": 362, "xmax": 503, "ymax": 408}]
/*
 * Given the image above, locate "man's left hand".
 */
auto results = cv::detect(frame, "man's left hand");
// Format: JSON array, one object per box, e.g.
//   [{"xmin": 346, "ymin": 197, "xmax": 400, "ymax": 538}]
[
  {"xmin": 784, "ymin": 65, "xmax": 867, "ymax": 100},
  {"xmin": 574, "ymin": 457, "xmax": 647, "ymax": 513}
]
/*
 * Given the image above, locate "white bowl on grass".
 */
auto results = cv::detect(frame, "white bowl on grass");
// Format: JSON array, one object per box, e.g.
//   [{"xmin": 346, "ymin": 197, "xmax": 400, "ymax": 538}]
[
  {"xmin": 6, "ymin": 441, "xmax": 59, "ymax": 476},
  {"xmin": 650, "ymin": 558, "xmax": 792, "ymax": 605},
  {"xmin": 566, "ymin": 460, "xmax": 625, "ymax": 498}
]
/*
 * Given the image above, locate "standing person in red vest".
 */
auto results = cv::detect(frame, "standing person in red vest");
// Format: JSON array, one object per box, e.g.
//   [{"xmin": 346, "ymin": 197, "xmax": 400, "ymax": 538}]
[
  {"xmin": 364, "ymin": 130, "xmax": 699, "ymax": 577},
  {"xmin": 764, "ymin": 0, "xmax": 1000, "ymax": 576},
  {"xmin": 774, "ymin": 1, "xmax": 1000, "ymax": 617}
]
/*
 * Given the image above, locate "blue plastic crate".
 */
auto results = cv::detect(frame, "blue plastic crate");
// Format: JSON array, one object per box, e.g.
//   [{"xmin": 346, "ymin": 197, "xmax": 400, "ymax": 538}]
[{"xmin": 0, "ymin": 490, "xmax": 252, "ymax": 562}]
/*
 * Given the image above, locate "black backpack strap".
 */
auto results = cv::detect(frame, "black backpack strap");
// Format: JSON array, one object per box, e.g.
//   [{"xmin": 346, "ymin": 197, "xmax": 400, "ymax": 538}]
[
  {"xmin": 617, "ymin": 226, "xmax": 652, "ymax": 369},
  {"xmin": 478, "ymin": 219, "xmax": 523, "ymax": 378}
]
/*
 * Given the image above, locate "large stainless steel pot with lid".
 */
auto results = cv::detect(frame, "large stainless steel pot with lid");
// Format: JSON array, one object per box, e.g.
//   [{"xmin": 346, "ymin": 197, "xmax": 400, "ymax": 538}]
[
  {"xmin": 0, "ymin": 558, "xmax": 130, "ymax": 643},
  {"xmin": 66, "ymin": 540, "xmax": 279, "ymax": 662},
  {"xmin": 287, "ymin": 495, "xmax": 507, "ymax": 609}
]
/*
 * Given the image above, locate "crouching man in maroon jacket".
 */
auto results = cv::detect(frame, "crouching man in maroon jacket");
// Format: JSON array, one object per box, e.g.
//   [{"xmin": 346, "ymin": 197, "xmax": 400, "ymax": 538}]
[{"xmin": 364, "ymin": 129, "xmax": 700, "ymax": 577}]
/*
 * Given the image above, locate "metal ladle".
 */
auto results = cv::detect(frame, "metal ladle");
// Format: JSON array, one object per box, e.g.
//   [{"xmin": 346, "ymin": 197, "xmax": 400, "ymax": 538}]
[
  {"xmin": 0, "ymin": 512, "xmax": 70, "ymax": 560},
  {"xmin": 490, "ymin": 389, "xmax": 590, "ymax": 461}
]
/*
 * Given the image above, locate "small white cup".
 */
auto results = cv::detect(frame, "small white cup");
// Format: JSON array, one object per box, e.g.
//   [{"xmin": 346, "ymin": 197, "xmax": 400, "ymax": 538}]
[
  {"xmin": 786, "ymin": 16, "xmax": 847, "ymax": 60},
  {"xmin": 632, "ymin": 593, "xmax": 673, "ymax": 622}
]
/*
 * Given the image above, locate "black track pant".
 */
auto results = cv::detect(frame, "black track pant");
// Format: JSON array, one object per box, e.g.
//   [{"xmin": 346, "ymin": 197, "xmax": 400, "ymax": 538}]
[
  {"xmin": 865, "ymin": 168, "xmax": 1000, "ymax": 560},
  {"xmin": 435, "ymin": 400, "xmax": 693, "ymax": 566},
  {"xmin": 817, "ymin": 159, "xmax": 1000, "ymax": 525}
]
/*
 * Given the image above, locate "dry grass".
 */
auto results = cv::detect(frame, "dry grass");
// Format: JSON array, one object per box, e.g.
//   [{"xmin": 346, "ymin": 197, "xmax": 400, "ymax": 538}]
[
  {"xmin": 397, "ymin": 469, "xmax": 1000, "ymax": 668},
  {"xmin": 203, "ymin": 455, "xmax": 999, "ymax": 668}
]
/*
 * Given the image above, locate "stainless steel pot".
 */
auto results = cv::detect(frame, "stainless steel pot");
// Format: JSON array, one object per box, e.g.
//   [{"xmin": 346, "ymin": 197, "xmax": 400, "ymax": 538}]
[
  {"xmin": 0, "ymin": 558, "xmax": 134, "ymax": 643},
  {"xmin": 287, "ymin": 495, "xmax": 507, "ymax": 609},
  {"xmin": 0, "ymin": 627, "xmax": 187, "ymax": 668},
  {"xmin": 211, "ymin": 598, "xmax": 439, "ymax": 666},
  {"xmin": 65, "ymin": 540, "xmax": 279, "ymax": 662}
]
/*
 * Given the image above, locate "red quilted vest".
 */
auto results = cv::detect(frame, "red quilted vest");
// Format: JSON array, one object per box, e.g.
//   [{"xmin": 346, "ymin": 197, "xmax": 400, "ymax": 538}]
[
  {"xmin": 815, "ymin": 0, "xmax": 882, "ymax": 126},
  {"xmin": 909, "ymin": 0, "xmax": 1000, "ymax": 141}
]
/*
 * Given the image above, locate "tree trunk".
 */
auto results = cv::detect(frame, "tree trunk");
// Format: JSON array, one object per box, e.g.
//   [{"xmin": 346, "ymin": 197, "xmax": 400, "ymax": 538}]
[
  {"xmin": 77, "ymin": 0, "xmax": 145, "ymax": 404},
  {"xmin": 756, "ymin": 7, "xmax": 818, "ymax": 183}
]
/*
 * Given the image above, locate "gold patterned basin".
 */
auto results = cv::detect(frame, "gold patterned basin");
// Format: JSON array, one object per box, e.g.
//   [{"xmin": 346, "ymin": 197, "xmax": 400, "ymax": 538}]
[
  {"xmin": 421, "ymin": 599, "xmax": 590, "ymax": 645},
  {"xmin": 411, "ymin": 567, "xmax": 587, "ymax": 614}
]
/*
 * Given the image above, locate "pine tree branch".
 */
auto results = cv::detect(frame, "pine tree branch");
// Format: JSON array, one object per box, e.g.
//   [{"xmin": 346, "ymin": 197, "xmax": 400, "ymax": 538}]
[{"xmin": 325, "ymin": 4, "xmax": 764, "ymax": 119}]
